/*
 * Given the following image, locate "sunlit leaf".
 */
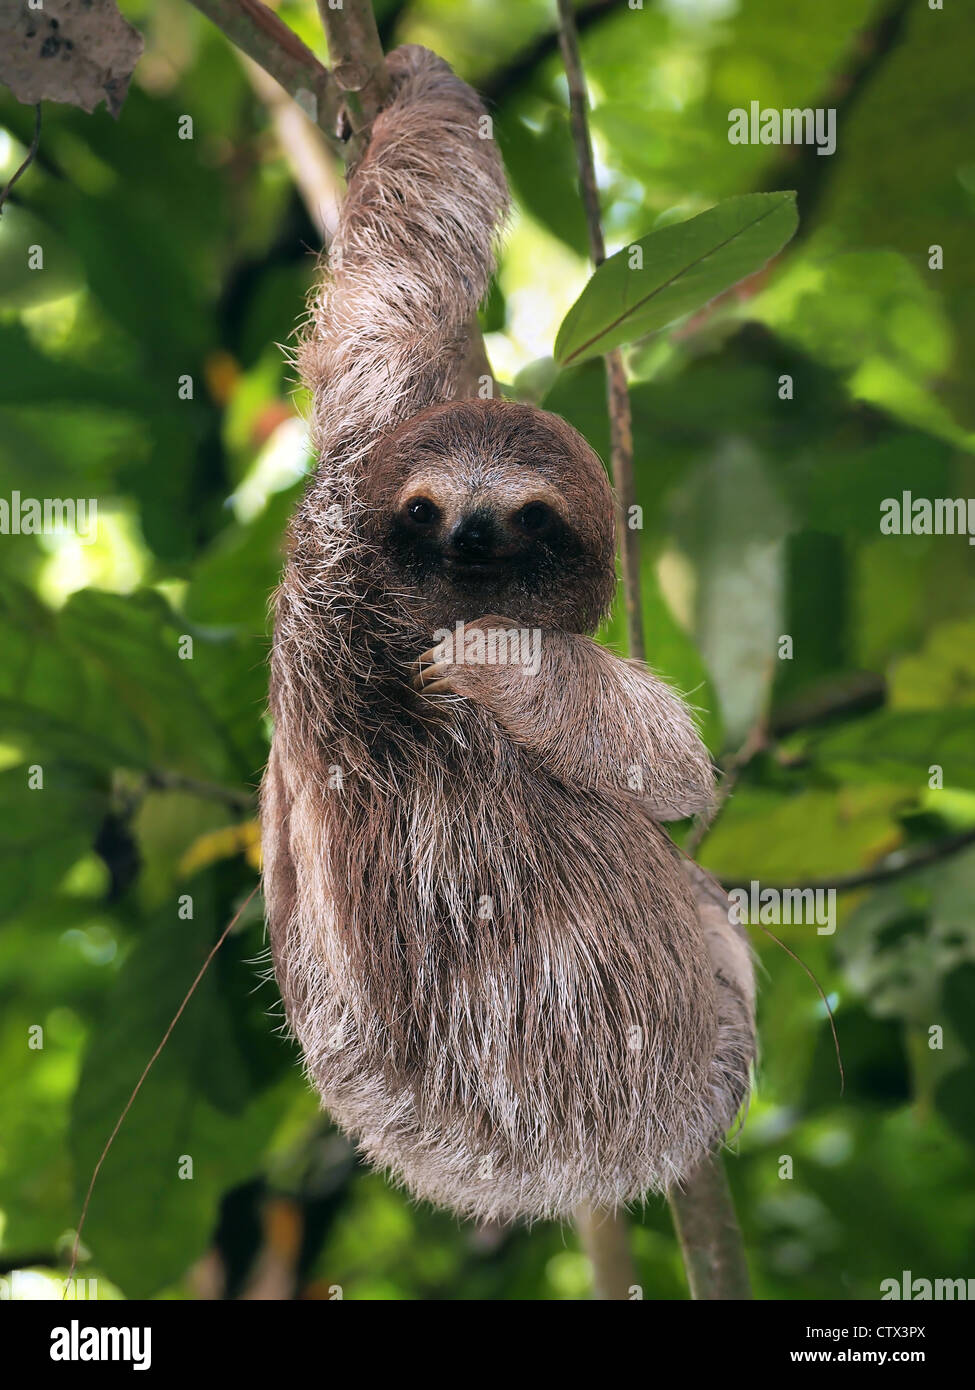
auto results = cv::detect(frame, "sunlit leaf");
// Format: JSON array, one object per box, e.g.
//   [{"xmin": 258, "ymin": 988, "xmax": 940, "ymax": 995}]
[{"xmin": 554, "ymin": 192, "xmax": 798, "ymax": 365}]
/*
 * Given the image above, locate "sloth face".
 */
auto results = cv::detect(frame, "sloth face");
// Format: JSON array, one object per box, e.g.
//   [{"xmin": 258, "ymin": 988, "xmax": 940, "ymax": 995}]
[
  {"xmin": 365, "ymin": 399, "xmax": 617, "ymax": 633},
  {"xmin": 387, "ymin": 471, "xmax": 576, "ymax": 590}
]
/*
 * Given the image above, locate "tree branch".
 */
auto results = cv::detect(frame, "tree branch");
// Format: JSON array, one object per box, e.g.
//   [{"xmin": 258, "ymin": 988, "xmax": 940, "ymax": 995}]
[
  {"xmin": 684, "ymin": 717, "xmax": 768, "ymax": 859},
  {"xmin": 722, "ymin": 826, "xmax": 975, "ymax": 897},
  {"xmin": 758, "ymin": 0, "xmax": 913, "ymax": 243},
  {"xmin": 668, "ymin": 1155, "xmax": 752, "ymax": 1300},
  {"xmin": 554, "ymin": 0, "xmax": 643, "ymax": 1299},
  {"xmin": 316, "ymin": 0, "xmax": 390, "ymax": 168},
  {"xmin": 145, "ymin": 769, "xmax": 255, "ymax": 814},
  {"xmin": 575, "ymin": 1204, "xmax": 638, "ymax": 1300},
  {"xmin": 0, "ymin": 103, "xmax": 41, "ymax": 215},
  {"xmin": 557, "ymin": 0, "xmax": 644, "ymax": 660},
  {"xmin": 685, "ymin": 667, "xmax": 773, "ymax": 859},
  {"xmin": 188, "ymin": 0, "xmax": 342, "ymax": 146}
]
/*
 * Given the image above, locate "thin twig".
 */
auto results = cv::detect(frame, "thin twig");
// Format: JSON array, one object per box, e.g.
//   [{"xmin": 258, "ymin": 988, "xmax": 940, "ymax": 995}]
[
  {"xmin": 0, "ymin": 104, "xmax": 41, "ymax": 215},
  {"xmin": 145, "ymin": 769, "xmax": 255, "ymax": 813},
  {"xmin": 685, "ymin": 716, "xmax": 769, "ymax": 858},
  {"xmin": 757, "ymin": 920, "xmax": 845, "ymax": 1094},
  {"xmin": 722, "ymin": 826, "xmax": 975, "ymax": 897},
  {"xmin": 66, "ymin": 884, "xmax": 260, "ymax": 1288},
  {"xmin": 556, "ymin": 0, "xmax": 643, "ymax": 660},
  {"xmin": 685, "ymin": 656, "xmax": 776, "ymax": 859},
  {"xmin": 188, "ymin": 0, "xmax": 342, "ymax": 145}
]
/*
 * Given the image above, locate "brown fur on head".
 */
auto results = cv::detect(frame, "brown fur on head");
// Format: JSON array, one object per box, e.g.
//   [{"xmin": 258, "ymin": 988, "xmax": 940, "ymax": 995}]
[{"xmin": 361, "ymin": 398, "xmax": 617, "ymax": 634}]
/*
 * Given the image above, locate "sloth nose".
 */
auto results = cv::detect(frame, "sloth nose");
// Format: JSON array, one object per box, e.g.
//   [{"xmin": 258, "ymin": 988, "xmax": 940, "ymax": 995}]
[{"xmin": 449, "ymin": 511, "xmax": 495, "ymax": 559}]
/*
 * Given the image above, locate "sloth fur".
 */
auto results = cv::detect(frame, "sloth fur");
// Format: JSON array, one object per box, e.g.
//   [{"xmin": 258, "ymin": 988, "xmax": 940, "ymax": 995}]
[{"xmin": 261, "ymin": 45, "xmax": 755, "ymax": 1222}]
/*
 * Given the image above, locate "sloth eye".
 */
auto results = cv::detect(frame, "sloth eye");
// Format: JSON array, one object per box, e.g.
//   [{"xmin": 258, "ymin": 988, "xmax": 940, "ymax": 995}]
[
  {"xmin": 407, "ymin": 498, "xmax": 439, "ymax": 526},
  {"xmin": 514, "ymin": 502, "xmax": 551, "ymax": 534}
]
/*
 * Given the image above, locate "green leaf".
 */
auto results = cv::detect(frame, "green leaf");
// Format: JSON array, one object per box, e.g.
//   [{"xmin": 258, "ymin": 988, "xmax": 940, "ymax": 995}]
[
  {"xmin": 554, "ymin": 192, "xmax": 798, "ymax": 366},
  {"xmin": 700, "ymin": 784, "xmax": 906, "ymax": 886},
  {"xmin": 0, "ymin": 763, "xmax": 107, "ymax": 922},
  {"xmin": 942, "ymin": 963, "xmax": 975, "ymax": 1056},
  {"xmin": 935, "ymin": 1066, "xmax": 975, "ymax": 1149},
  {"xmin": 69, "ymin": 873, "xmax": 287, "ymax": 1297},
  {"xmin": 671, "ymin": 441, "xmax": 791, "ymax": 747},
  {"xmin": 809, "ymin": 710, "xmax": 975, "ymax": 791},
  {"xmin": 0, "ymin": 581, "xmax": 253, "ymax": 784}
]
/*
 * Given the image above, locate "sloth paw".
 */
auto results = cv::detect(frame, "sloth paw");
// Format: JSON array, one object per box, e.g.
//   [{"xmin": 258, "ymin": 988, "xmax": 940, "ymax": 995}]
[{"xmin": 412, "ymin": 615, "xmax": 519, "ymax": 698}]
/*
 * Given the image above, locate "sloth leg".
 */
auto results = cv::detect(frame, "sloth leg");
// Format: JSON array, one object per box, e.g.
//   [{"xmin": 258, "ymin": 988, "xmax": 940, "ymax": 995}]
[{"xmin": 683, "ymin": 860, "xmax": 756, "ymax": 1125}]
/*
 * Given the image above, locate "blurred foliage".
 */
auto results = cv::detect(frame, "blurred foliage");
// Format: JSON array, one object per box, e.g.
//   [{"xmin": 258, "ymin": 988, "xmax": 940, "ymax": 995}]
[{"xmin": 1, "ymin": 0, "xmax": 974, "ymax": 1301}]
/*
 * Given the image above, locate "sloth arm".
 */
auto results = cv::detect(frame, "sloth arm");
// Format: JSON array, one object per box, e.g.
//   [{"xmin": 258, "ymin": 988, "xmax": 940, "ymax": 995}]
[
  {"xmin": 296, "ymin": 45, "xmax": 509, "ymax": 470},
  {"xmin": 270, "ymin": 47, "xmax": 508, "ymax": 747},
  {"xmin": 420, "ymin": 626, "xmax": 715, "ymax": 819}
]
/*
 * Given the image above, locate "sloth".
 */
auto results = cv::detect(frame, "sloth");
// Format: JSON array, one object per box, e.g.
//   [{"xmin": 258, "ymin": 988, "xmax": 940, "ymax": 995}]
[{"xmin": 261, "ymin": 45, "xmax": 755, "ymax": 1222}]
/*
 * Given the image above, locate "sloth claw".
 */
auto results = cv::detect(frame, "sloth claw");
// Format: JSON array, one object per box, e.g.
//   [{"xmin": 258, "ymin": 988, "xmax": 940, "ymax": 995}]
[{"xmin": 412, "ymin": 651, "xmax": 454, "ymax": 693}]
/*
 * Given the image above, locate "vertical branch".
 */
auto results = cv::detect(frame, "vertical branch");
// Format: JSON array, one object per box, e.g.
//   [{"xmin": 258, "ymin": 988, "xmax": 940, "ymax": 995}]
[
  {"xmin": 556, "ymin": 0, "xmax": 644, "ymax": 661},
  {"xmin": 556, "ymin": 0, "xmax": 640, "ymax": 1300},
  {"xmin": 575, "ymin": 1204, "xmax": 638, "ymax": 1300},
  {"xmin": 555, "ymin": 0, "xmax": 751, "ymax": 1301},
  {"xmin": 604, "ymin": 352, "xmax": 643, "ymax": 659}
]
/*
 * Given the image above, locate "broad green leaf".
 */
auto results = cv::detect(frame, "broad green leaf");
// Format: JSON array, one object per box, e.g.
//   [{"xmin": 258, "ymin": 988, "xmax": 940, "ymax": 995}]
[
  {"xmin": 69, "ymin": 873, "xmax": 288, "ymax": 1297},
  {"xmin": 809, "ymin": 710, "xmax": 975, "ymax": 791},
  {"xmin": 554, "ymin": 192, "xmax": 798, "ymax": 365},
  {"xmin": 0, "ymin": 581, "xmax": 255, "ymax": 784},
  {"xmin": 671, "ymin": 441, "xmax": 790, "ymax": 747},
  {"xmin": 700, "ymin": 784, "xmax": 907, "ymax": 885},
  {"xmin": 0, "ymin": 763, "xmax": 107, "ymax": 922},
  {"xmin": 935, "ymin": 1066, "xmax": 975, "ymax": 1150}
]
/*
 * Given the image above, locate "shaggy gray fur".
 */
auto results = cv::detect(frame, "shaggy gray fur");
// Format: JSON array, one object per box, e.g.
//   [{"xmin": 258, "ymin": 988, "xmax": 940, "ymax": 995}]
[{"xmin": 262, "ymin": 46, "xmax": 755, "ymax": 1222}]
